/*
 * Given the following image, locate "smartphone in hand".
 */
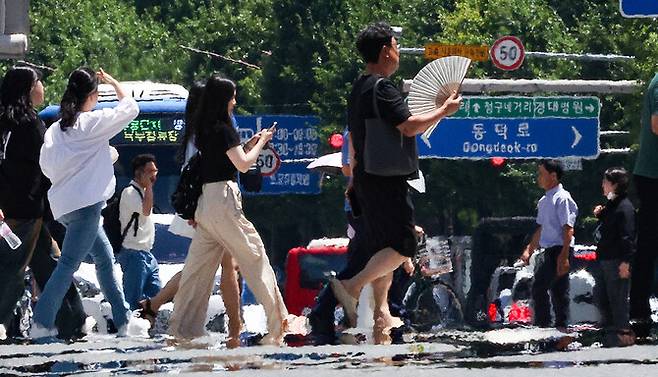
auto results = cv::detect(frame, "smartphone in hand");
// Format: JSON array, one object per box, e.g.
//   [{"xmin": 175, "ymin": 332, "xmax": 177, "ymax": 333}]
[
  {"xmin": 243, "ymin": 133, "xmax": 260, "ymax": 152},
  {"xmin": 245, "ymin": 122, "xmax": 277, "ymax": 152},
  {"xmin": 263, "ymin": 122, "xmax": 277, "ymax": 148}
]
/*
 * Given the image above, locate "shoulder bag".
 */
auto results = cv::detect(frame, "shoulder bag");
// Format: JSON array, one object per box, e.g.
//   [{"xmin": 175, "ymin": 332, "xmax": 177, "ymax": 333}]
[{"xmin": 363, "ymin": 78, "xmax": 418, "ymax": 176}]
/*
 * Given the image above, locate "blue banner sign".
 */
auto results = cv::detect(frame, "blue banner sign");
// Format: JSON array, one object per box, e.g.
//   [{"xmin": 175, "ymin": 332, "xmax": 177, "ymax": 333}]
[
  {"xmin": 418, "ymin": 96, "xmax": 600, "ymax": 159},
  {"xmin": 235, "ymin": 115, "xmax": 321, "ymax": 160},
  {"xmin": 251, "ymin": 161, "xmax": 322, "ymax": 195},
  {"xmin": 620, "ymin": 0, "xmax": 658, "ymax": 18},
  {"xmin": 235, "ymin": 115, "xmax": 322, "ymax": 195}
]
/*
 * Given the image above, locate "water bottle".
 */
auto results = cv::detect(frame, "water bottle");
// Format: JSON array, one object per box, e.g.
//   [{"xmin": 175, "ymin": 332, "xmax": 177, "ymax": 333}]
[{"xmin": 0, "ymin": 221, "xmax": 22, "ymax": 249}]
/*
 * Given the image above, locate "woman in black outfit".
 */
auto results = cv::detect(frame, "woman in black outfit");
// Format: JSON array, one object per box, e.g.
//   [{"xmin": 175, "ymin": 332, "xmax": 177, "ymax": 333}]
[
  {"xmin": 169, "ymin": 75, "xmax": 291, "ymax": 345},
  {"xmin": 0, "ymin": 66, "xmax": 86, "ymax": 340},
  {"xmin": 593, "ymin": 167, "xmax": 636, "ymax": 347}
]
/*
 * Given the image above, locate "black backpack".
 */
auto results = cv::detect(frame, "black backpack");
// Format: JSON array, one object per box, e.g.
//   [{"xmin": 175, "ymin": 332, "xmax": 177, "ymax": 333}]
[
  {"xmin": 171, "ymin": 152, "xmax": 203, "ymax": 220},
  {"xmin": 101, "ymin": 183, "xmax": 143, "ymax": 254}
]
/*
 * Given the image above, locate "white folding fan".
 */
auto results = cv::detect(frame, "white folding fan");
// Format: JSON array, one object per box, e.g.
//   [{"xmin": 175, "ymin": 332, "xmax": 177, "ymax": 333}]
[{"xmin": 408, "ymin": 56, "xmax": 471, "ymax": 147}]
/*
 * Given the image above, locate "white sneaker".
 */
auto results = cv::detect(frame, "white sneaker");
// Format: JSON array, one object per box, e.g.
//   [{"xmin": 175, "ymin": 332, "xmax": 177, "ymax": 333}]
[
  {"xmin": 117, "ymin": 315, "xmax": 150, "ymax": 338},
  {"xmin": 83, "ymin": 316, "xmax": 97, "ymax": 335},
  {"xmin": 0, "ymin": 324, "xmax": 6, "ymax": 340},
  {"xmin": 68, "ymin": 316, "xmax": 96, "ymax": 339},
  {"xmin": 30, "ymin": 323, "xmax": 57, "ymax": 339},
  {"xmin": 117, "ymin": 324, "xmax": 128, "ymax": 337}
]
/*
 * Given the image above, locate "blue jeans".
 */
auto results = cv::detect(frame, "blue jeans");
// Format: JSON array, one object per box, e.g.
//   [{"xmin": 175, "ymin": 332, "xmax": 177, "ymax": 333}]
[
  {"xmin": 117, "ymin": 249, "xmax": 161, "ymax": 310},
  {"xmin": 33, "ymin": 202, "xmax": 130, "ymax": 330}
]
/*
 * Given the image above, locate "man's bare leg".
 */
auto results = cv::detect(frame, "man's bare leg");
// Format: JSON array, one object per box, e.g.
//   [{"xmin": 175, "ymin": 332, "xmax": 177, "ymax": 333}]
[
  {"xmin": 371, "ymin": 273, "xmax": 403, "ymax": 328},
  {"xmin": 341, "ymin": 247, "xmax": 407, "ymax": 299},
  {"xmin": 371, "ymin": 273, "xmax": 397, "ymax": 345}
]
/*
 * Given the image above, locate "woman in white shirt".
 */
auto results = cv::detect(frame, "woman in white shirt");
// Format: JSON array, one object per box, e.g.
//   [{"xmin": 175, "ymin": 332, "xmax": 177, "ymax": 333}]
[{"xmin": 31, "ymin": 68, "xmax": 140, "ymax": 338}]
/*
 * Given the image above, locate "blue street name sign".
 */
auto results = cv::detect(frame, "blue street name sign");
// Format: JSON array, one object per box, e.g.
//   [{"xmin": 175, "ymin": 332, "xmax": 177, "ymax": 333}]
[
  {"xmin": 235, "ymin": 115, "xmax": 322, "ymax": 195},
  {"xmin": 254, "ymin": 161, "xmax": 322, "ymax": 195},
  {"xmin": 620, "ymin": 0, "xmax": 658, "ymax": 18},
  {"xmin": 417, "ymin": 96, "xmax": 600, "ymax": 159}
]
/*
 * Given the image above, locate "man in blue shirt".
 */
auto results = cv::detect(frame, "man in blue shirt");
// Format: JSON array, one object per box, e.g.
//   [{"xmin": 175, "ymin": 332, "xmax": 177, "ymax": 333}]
[{"xmin": 520, "ymin": 160, "xmax": 578, "ymax": 330}]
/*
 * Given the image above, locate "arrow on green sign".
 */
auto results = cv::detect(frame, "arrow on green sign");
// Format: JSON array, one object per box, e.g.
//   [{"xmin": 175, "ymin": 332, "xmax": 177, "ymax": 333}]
[{"xmin": 451, "ymin": 96, "xmax": 600, "ymax": 119}]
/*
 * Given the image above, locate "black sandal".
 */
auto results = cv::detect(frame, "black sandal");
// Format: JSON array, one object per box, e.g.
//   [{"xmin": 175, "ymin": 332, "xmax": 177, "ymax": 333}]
[{"xmin": 137, "ymin": 298, "xmax": 157, "ymax": 327}]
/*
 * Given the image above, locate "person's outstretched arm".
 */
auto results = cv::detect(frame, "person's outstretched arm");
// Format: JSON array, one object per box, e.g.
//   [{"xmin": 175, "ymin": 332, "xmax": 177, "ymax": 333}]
[
  {"xmin": 397, "ymin": 91, "xmax": 462, "ymax": 137},
  {"xmin": 226, "ymin": 128, "xmax": 274, "ymax": 173}
]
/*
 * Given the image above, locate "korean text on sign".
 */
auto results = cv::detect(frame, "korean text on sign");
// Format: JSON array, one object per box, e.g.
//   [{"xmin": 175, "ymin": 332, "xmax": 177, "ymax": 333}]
[{"xmin": 424, "ymin": 43, "xmax": 489, "ymax": 62}]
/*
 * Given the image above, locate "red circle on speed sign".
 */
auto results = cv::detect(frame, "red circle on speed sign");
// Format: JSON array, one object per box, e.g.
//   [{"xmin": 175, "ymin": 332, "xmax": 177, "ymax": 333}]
[
  {"xmin": 490, "ymin": 36, "xmax": 525, "ymax": 71},
  {"xmin": 257, "ymin": 145, "xmax": 281, "ymax": 176}
]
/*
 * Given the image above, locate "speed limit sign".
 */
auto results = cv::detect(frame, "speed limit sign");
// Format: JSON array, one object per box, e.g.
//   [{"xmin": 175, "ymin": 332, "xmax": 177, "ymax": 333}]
[
  {"xmin": 490, "ymin": 36, "xmax": 525, "ymax": 71},
  {"xmin": 257, "ymin": 145, "xmax": 281, "ymax": 176}
]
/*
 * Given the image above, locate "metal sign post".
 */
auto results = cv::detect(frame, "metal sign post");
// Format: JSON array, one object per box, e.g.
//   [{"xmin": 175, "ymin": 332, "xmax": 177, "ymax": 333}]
[{"xmin": 0, "ymin": 0, "xmax": 30, "ymax": 59}]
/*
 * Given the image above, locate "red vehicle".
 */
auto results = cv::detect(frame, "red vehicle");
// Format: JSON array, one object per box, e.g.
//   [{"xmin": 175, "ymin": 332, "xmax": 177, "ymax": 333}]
[{"xmin": 284, "ymin": 244, "xmax": 348, "ymax": 316}]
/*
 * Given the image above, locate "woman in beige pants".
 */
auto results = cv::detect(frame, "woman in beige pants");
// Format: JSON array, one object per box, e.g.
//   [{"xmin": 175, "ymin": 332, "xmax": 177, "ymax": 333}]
[
  {"xmin": 138, "ymin": 81, "xmax": 242, "ymax": 348},
  {"xmin": 169, "ymin": 75, "xmax": 289, "ymax": 345}
]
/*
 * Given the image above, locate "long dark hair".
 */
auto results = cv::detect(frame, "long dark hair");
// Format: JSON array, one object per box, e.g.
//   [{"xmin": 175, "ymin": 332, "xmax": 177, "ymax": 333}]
[
  {"xmin": 192, "ymin": 74, "xmax": 235, "ymax": 149},
  {"xmin": 0, "ymin": 66, "xmax": 41, "ymax": 131},
  {"xmin": 59, "ymin": 67, "xmax": 99, "ymax": 130},
  {"xmin": 177, "ymin": 80, "xmax": 205, "ymax": 163}
]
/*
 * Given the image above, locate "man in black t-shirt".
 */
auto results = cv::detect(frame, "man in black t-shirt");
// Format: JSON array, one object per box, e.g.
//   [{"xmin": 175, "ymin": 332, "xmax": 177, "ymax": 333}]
[{"xmin": 330, "ymin": 22, "xmax": 462, "ymax": 341}]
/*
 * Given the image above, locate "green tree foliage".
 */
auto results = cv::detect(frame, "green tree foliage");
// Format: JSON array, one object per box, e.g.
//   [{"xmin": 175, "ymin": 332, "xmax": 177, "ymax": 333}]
[
  {"xmin": 23, "ymin": 0, "xmax": 184, "ymax": 105},
  {"xmin": 146, "ymin": 0, "xmax": 276, "ymax": 113}
]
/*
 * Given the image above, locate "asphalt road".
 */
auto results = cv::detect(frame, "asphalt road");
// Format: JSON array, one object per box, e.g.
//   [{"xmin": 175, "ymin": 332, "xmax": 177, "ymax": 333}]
[{"xmin": 1, "ymin": 329, "xmax": 657, "ymax": 376}]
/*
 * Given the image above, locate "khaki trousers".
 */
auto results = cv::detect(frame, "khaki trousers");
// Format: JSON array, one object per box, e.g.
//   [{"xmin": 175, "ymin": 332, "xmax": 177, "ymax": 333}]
[{"xmin": 169, "ymin": 181, "xmax": 288, "ymax": 339}]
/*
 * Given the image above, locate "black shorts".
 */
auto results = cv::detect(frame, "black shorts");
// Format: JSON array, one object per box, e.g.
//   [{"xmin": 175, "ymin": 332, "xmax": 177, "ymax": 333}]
[{"xmin": 353, "ymin": 172, "xmax": 418, "ymax": 258}]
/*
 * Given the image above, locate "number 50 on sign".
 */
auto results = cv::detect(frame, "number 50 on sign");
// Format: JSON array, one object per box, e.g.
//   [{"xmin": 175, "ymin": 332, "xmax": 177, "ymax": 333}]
[
  {"xmin": 257, "ymin": 146, "xmax": 282, "ymax": 176},
  {"xmin": 490, "ymin": 36, "xmax": 525, "ymax": 71}
]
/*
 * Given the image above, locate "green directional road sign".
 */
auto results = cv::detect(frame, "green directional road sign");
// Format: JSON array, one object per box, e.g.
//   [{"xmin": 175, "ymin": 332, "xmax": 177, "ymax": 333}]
[
  {"xmin": 417, "ymin": 95, "xmax": 601, "ymax": 159},
  {"xmin": 452, "ymin": 96, "xmax": 600, "ymax": 119}
]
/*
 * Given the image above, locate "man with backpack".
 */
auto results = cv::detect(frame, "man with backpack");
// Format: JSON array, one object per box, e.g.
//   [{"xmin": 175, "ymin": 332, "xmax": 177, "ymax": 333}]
[{"xmin": 115, "ymin": 154, "xmax": 160, "ymax": 310}]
